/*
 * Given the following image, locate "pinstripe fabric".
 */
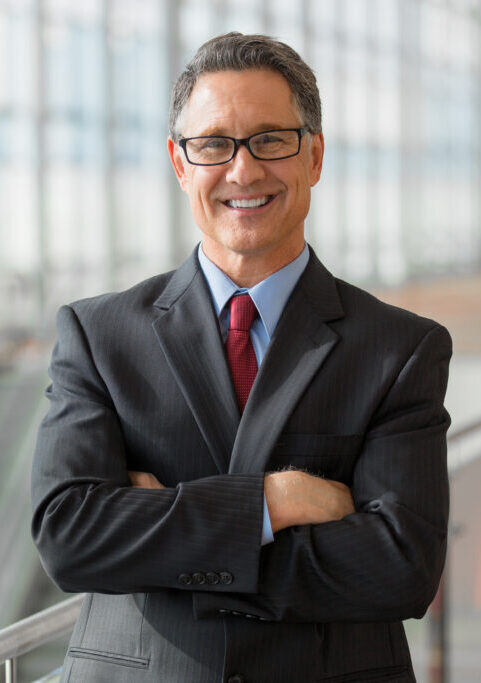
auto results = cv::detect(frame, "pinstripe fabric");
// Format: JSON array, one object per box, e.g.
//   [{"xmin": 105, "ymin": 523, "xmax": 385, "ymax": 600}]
[{"xmin": 31, "ymin": 246, "xmax": 451, "ymax": 682}]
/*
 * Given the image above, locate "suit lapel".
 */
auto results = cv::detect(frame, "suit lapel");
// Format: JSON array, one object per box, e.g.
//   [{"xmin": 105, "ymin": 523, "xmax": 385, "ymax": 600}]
[
  {"xmin": 229, "ymin": 251, "xmax": 344, "ymax": 474},
  {"xmin": 152, "ymin": 247, "xmax": 344, "ymax": 476},
  {"xmin": 152, "ymin": 250, "xmax": 239, "ymax": 473}
]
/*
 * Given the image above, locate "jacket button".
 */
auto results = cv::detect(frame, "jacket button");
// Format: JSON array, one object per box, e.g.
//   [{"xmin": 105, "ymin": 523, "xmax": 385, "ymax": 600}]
[
  {"xmin": 206, "ymin": 571, "xmax": 220, "ymax": 585},
  {"xmin": 227, "ymin": 676, "xmax": 245, "ymax": 683},
  {"xmin": 192, "ymin": 572, "xmax": 206, "ymax": 585},
  {"xmin": 219, "ymin": 571, "xmax": 234, "ymax": 585},
  {"xmin": 178, "ymin": 573, "xmax": 192, "ymax": 585}
]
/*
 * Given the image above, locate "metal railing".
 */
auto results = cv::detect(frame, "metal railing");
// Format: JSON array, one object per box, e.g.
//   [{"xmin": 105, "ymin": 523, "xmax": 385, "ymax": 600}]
[
  {"xmin": 447, "ymin": 417, "xmax": 481, "ymax": 446},
  {"xmin": 0, "ymin": 594, "xmax": 84, "ymax": 683},
  {"xmin": 1, "ymin": 419, "xmax": 481, "ymax": 683}
]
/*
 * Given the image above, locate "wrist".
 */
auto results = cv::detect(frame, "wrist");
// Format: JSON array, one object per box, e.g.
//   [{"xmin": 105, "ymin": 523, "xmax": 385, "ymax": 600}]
[{"xmin": 264, "ymin": 470, "xmax": 303, "ymax": 532}]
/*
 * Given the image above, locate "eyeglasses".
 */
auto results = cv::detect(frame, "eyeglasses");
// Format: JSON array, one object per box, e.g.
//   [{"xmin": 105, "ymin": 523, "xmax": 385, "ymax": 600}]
[{"xmin": 178, "ymin": 128, "xmax": 307, "ymax": 166}]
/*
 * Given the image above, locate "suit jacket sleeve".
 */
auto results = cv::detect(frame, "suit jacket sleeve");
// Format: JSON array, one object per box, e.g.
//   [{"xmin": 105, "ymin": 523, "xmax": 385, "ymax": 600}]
[
  {"xmin": 193, "ymin": 323, "xmax": 452, "ymax": 623},
  {"xmin": 31, "ymin": 304, "xmax": 265, "ymax": 595}
]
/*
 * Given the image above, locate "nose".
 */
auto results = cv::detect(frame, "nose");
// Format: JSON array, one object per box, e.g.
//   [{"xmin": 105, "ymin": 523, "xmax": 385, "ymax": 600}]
[{"xmin": 224, "ymin": 143, "xmax": 266, "ymax": 186}]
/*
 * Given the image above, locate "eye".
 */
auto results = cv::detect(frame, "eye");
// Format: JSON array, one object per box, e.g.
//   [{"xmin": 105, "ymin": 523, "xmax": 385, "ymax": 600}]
[
  {"xmin": 199, "ymin": 137, "xmax": 230, "ymax": 151},
  {"xmin": 250, "ymin": 130, "xmax": 299, "ymax": 159},
  {"xmin": 255, "ymin": 133, "xmax": 284, "ymax": 145}
]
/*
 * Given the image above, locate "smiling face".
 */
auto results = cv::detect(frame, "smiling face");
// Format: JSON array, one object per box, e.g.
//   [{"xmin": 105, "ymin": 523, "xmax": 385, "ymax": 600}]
[{"xmin": 168, "ymin": 68, "xmax": 324, "ymax": 284}]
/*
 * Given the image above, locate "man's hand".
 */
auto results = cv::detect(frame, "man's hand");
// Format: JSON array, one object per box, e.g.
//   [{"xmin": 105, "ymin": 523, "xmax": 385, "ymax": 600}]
[
  {"xmin": 264, "ymin": 470, "xmax": 355, "ymax": 533},
  {"xmin": 128, "ymin": 471, "xmax": 165, "ymax": 489}
]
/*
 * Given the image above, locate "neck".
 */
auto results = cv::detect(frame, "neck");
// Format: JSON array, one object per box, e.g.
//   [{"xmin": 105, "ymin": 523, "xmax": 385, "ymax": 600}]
[{"xmin": 201, "ymin": 241, "xmax": 305, "ymax": 288}]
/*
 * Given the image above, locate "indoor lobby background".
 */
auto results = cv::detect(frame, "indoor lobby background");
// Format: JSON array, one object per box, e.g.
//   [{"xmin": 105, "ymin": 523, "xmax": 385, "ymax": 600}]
[{"xmin": 0, "ymin": 0, "xmax": 480, "ymax": 681}]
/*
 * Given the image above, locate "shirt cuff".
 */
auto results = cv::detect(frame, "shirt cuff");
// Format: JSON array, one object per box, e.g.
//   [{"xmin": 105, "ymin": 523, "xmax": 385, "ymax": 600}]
[{"xmin": 261, "ymin": 494, "xmax": 275, "ymax": 545}]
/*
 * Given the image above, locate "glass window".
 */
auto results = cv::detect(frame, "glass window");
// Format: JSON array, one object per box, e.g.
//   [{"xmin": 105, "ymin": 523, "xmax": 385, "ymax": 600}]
[
  {"xmin": 449, "ymin": 14, "xmax": 475, "ymax": 69},
  {"xmin": 376, "ymin": 55, "xmax": 400, "ymax": 146},
  {"xmin": 345, "ymin": 176, "xmax": 372, "ymax": 281},
  {"xmin": 318, "ymin": 75, "xmax": 341, "ymax": 139},
  {"xmin": 0, "ymin": 11, "xmax": 8, "ymax": 108},
  {"xmin": 373, "ymin": 0, "xmax": 399, "ymax": 50},
  {"xmin": 223, "ymin": 7, "xmax": 264, "ymax": 34},
  {"xmin": 310, "ymin": 0, "xmax": 338, "ymax": 33},
  {"xmin": 0, "ymin": 0, "xmax": 34, "ymax": 11},
  {"xmin": 309, "ymin": 175, "xmax": 341, "ymax": 269},
  {"xmin": 343, "ymin": 0, "xmax": 370, "ymax": 41},
  {"xmin": 267, "ymin": 0, "xmax": 300, "ymax": 21},
  {"xmin": 137, "ymin": 39, "xmax": 163, "ymax": 123},
  {"xmin": 180, "ymin": 1, "xmax": 219, "ymax": 51},
  {"xmin": 112, "ymin": 40, "xmax": 140, "ymax": 118},
  {"xmin": 0, "ymin": 116, "xmax": 35, "ymax": 163},
  {"xmin": 0, "ymin": 167, "xmax": 38, "ymax": 270},
  {"xmin": 110, "ymin": 0, "xmax": 160, "ymax": 35},
  {"xmin": 76, "ymin": 26, "xmax": 105, "ymax": 118},
  {"xmin": 44, "ymin": 22, "xmax": 76, "ymax": 111},
  {"xmin": 6, "ymin": 12, "xmax": 35, "ymax": 109},
  {"xmin": 376, "ymin": 153, "xmax": 404, "ymax": 284},
  {"xmin": 421, "ymin": 2, "xmax": 449, "ymax": 63},
  {"xmin": 46, "ymin": 0, "xmax": 101, "ymax": 22},
  {"xmin": 344, "ymin": 44, "xmax": 369, "ymax": 144}
]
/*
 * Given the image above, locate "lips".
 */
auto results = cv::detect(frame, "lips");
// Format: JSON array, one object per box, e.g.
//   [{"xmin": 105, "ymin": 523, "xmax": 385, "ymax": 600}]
[{"xmin": 224, "ymin": 195, "xmax": 274, "ymax": 209}]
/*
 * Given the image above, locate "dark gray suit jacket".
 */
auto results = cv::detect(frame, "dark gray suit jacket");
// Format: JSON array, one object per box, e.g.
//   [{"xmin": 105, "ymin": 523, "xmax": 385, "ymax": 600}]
[{"xmin": 31, "ymin": 247, "xmax": 451, "ymax": 682}]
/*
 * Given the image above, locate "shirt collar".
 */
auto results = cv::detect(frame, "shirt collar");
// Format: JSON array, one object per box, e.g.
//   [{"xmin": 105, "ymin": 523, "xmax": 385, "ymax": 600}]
[{"xmin": 198, "ymin": 243, "xmax": 309, "ymax": 339}]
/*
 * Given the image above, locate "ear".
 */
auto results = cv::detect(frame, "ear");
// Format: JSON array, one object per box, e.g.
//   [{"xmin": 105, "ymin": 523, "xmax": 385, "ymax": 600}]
[
  {"xmin": 167, "ymin": 137, "xmax": 189, "ymax": 192},
  {"xmin": 308, "ymin": 132, "xmax": 324, "ymax": 187}
]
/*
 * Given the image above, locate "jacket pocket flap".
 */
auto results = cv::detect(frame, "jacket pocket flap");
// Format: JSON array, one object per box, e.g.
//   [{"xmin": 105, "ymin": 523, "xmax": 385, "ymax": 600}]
[{"xmin": 68, "ymin": 647, "xmax": 149, "ymax": 669}]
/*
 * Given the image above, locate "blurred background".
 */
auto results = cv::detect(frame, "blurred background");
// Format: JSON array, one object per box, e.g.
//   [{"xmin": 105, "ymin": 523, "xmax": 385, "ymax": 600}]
[{"xmin": 0, "ymin": 0, "xmax": 480, "ymax": 681}]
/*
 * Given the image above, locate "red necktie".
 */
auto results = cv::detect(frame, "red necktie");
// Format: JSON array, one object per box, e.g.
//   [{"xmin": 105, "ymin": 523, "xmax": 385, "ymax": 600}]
[{"xmin": 225, "ymin": 294, "xmax": 258, "ymax": 413}]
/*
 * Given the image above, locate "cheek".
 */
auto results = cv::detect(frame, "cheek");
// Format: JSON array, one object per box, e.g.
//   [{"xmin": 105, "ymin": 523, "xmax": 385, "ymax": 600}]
[
  {"xmin": 187, "ymin": 184, "xmax": 219, "ymax": 226},
  {"xmin": 192, "ymin": 173, "xmax": 221, "ymax": 207},
  {"xmin": 288, "ymin": 174, "xmax": 311, "ymax": 219}
]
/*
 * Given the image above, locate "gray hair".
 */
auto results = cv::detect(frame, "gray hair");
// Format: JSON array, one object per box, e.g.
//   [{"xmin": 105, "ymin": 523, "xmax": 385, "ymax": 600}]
[{"xmin": 169, "ymin": 32, "xmax": 322, "ymax": 141}]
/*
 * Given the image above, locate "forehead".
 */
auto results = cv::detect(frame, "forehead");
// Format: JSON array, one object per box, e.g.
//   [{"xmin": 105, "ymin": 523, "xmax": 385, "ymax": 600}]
[{"xmin": 179, "ymin": 68, "xmax": 301, "ymax": 136}]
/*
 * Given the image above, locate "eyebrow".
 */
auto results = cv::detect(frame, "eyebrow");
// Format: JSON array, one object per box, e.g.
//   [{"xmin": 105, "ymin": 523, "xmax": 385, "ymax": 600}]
[{"xmin": 191, "ymin": 123, "xmax": 293, "ymax": 137}]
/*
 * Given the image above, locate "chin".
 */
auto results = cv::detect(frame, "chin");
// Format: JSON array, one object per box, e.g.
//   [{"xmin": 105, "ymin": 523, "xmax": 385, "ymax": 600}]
[{"xmin": 223, "ymin": 231, "xmax": 275, "ymax": 255}]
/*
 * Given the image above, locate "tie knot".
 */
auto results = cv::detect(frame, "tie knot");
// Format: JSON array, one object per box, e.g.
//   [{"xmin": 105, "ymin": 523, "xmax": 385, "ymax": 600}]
[{"xmin": 229, "ymin": 294, "xmax": 257, "ymax": 332}]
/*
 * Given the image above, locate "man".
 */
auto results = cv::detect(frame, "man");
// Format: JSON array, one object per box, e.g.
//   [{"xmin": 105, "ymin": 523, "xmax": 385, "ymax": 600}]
[{"xmin": 32, "ymin": 33, "xmax": 451, "ymax": 683}]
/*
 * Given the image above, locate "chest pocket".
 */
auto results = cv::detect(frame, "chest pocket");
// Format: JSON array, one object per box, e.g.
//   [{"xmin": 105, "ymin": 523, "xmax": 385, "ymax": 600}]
[{"xmin": 267, "ymin": 433, "xmax": 364, "ymax": 485}]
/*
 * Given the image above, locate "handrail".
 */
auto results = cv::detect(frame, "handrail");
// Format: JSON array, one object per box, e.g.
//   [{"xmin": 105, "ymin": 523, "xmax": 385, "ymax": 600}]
[
  {"xmin": 0, "ymin": 594, "xmax": 84, "ymax": 665},
  {"xmin": 446, "ymin": 417, "xmax": 481, "ymax": 475},
  {"xmin": 447, "ymin": 417, "xmax": 481, "ymax": 443}
]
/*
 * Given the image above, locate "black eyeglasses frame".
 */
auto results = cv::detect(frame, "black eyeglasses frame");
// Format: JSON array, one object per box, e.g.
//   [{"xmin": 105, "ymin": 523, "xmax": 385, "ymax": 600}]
[{"xmin": 178, "ymin": 128, "xmax": 308, "ymax": 166}]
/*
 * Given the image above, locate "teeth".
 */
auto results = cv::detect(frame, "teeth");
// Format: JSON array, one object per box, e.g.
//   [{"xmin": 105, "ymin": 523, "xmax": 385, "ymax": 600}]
[{"xmin": 226, "ymin": 196, "xmax": 270, "ymax": 208}]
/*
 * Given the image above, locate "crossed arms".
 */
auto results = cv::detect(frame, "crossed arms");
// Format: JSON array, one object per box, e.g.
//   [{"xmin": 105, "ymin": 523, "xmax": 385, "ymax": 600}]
[
  {"xmin": 31, "ymin": 303, "xmax": 452, "ymax": 624},
  {"xmin": 129, "ymin": 469, "xmax": 355, "ymax": 531}
]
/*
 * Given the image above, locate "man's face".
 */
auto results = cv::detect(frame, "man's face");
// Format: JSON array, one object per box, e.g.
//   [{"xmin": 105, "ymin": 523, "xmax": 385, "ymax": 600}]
[{"xmin": 168, "ymin": 68, "xmax": 323, "ymax": 269}]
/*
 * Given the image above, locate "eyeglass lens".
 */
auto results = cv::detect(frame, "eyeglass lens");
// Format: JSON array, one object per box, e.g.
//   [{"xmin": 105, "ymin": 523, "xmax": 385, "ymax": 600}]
[{"xmin": 185, "ymin": 130, "xmax": 300, "ymax": 164}]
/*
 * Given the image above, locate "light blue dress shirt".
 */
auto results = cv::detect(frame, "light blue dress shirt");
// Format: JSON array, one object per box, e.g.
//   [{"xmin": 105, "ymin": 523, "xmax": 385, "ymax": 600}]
[{"xmin": 198, "ymin": 243, "xmax": 310, "ymax": 545}]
